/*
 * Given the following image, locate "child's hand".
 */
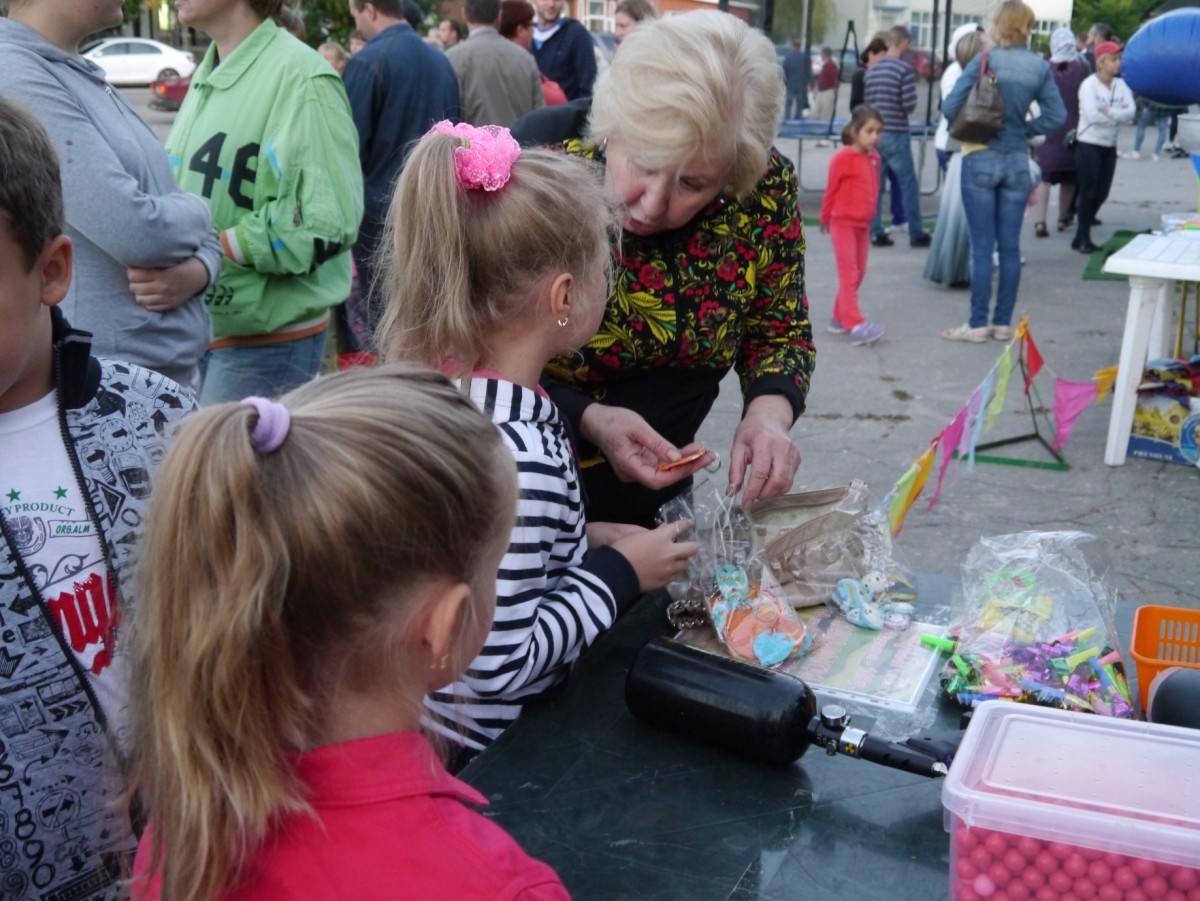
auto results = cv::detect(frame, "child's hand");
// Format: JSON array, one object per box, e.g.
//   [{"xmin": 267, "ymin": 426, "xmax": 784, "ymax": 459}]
[
  {"xmin": 611, "ymin": 520, "xmax": 698, "ymax": 593},
  {"xmin": 819, "ymin": 222, "xmax": 830, "ymax": 234}
]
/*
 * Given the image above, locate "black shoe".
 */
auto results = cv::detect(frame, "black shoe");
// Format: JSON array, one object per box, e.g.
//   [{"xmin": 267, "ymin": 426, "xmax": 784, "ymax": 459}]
[
  {"xmin": 872, "ymin": 234, "xmax": 894, "ymax": 247},
  {"xmin": 1077, "ymin": 240, "xmax": 1099, "ymax": 254},
  {"xmin": 910, "ymin": 232, "xmax": 932, "ymax": 248}
]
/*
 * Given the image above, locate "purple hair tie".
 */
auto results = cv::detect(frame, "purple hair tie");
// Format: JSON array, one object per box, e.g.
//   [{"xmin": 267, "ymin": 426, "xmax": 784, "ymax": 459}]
[{"xmin": 242, "ymin": 396, "xmax": 291, "ymax": 454}]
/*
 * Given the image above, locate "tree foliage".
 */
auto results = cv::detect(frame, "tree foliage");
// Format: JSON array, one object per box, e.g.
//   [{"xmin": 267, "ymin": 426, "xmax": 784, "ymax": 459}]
[
  {"xmin": 1070, "ymin": 0, "xmax": 1160, "ymax": 41},
  {"xmin": 765, "ymin": 0, "xmax": 835, "ymax": 45}
]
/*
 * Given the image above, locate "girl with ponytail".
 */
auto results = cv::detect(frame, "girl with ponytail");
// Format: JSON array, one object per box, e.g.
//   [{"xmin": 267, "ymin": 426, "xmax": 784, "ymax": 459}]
[{"xmin": 131, "ymin": 365, "xmax": 567, "ymax": 899}]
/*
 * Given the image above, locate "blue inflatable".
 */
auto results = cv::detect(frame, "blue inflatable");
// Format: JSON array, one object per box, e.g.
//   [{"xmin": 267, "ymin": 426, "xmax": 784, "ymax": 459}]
[{"xmin": 1122, "ymin": 9, "xmax": 1200, "ymax": 106}]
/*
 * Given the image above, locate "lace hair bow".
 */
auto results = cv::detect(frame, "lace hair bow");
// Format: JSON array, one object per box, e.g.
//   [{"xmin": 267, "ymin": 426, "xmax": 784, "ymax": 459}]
[{"xmin": 426, "ymin": 120, "xmax": 521, "ymax": 191}]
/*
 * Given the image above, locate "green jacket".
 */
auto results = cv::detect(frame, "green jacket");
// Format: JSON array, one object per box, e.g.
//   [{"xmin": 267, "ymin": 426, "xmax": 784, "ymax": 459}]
[{"xmin": 166, "ymin": 21, "xmax": 363, "ymax": 339}]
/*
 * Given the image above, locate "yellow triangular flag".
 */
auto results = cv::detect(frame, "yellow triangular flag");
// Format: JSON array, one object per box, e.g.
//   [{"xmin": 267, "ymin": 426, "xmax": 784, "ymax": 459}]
[
  {"xmin": 986, "ymin": 346, "xmax": 1014, "ymax": 431},
  {"xmin": 1094, "ymin": 366, "xmax": 1118, "ymax": 403}
]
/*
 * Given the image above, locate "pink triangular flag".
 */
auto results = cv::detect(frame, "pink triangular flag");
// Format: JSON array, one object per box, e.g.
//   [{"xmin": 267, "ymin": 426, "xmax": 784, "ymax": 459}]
[
  {"xmin": 926, "ymin": 406, "xmax": 968, "ymax": 513},
  {"xmin": 1051, "ymin": 378, "xmax": 1099, "ymax": 451}
]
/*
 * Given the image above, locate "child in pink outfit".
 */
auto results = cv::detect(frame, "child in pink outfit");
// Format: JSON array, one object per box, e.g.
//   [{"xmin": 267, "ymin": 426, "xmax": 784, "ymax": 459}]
[{"xmin": 820, "ymin": 105, "xmax": 887, "ymax": 346}]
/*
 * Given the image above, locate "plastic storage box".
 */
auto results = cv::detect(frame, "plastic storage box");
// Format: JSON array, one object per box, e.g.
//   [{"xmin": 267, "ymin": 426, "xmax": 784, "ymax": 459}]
[
  {"xmin": 1130, "ymin": 605, "xmax": 1200, "ymax": 709},
  {"xmin": 942, "ymin": 703, "xmax": 1200, "ymax": 901}
]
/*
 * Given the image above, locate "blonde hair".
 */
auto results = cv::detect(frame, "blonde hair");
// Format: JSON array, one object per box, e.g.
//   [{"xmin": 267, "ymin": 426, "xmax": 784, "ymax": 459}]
[
  {"xmin": 131, "ymin": 365, "xmax": 517, "ymax": 901},
  {"xmin": 587, "ymin": 10, "xmax": 783, "ymax": 198},
  {"xmin": 957, "ymin": 30, "xmax": 989, "ymax": 67},
  {"xmin": 375, "ymin": 134, "xmax": 614, "ymax": 370},
  {"xmin": 990, "ymin": 0, "xmax": 1036, "ymax": 48}
]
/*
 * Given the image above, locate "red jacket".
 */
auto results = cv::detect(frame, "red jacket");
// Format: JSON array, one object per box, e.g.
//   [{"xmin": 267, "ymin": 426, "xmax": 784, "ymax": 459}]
[
  {"xmin": 821, "ymin": 146, "xmax": 881, "ymax": 226},
  {"xmin": 816, "ymin": 59, "xmax": 840, "ymax": 92},
  {"xmin": 134, "ymin": 733, "xmax": 569, "ymax": 900}
]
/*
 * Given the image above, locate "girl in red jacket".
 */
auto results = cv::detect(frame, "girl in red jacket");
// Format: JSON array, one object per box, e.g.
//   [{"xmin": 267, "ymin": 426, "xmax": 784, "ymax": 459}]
[{"xmin": 821, "ymin": 105, "xmax": 887, "ymax": 345}]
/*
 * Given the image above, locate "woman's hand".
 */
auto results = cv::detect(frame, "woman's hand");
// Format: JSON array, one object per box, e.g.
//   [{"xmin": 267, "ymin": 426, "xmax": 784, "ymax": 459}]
[
  {"xmin": 128, "ymin": 257, "xmax": 210, "ymax": 313},
  {"xmin": 580, "ymin": 404, "xmax": 713, "ymax": 490},
  {"xmin": 727, "ymin": 395, "xmax": 800, "ymax": 505}
]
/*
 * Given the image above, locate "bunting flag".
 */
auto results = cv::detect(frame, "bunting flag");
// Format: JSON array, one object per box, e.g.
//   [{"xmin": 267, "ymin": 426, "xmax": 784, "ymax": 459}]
[
  {"xmin": 1051, "ymin": 379, "xmax": 1100, "ymax": 451},
  {"xmin": 1094, "ymin": 365, "xmax": 1118, "ymax": 403},
  {"xmin": 883, "ymin": 318, "xmax": 1115, "ymax": 537},
  {"xmin": 1023, "ymin": 332, "xmax": 1045, "ymax": 393},
  {"xmin": 986, "ymin": 346, "xmax": 1014, "ymax": 431}
]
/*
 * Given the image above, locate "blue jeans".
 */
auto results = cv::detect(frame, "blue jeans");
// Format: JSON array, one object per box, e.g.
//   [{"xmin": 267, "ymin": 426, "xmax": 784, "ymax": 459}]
[
  {"xmin": 1133, "ymin": 106, "xmax": 1168, "ymax": 156},
  {"xmin": 873, "ymin": 131, "xmax": 923, "ymax": 242},
  {"xmin": 199, "ymin": 329, "xmax": 327, "ymax": 405},
  {"xmin": 960, "ymin": 150, "xmax": 1032, "ymax": 330}
]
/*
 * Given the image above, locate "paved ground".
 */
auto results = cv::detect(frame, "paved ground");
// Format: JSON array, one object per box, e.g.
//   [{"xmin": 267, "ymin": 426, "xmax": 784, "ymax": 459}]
[
  {"xmin": 122, "ymin": 87, "xmax": 1200, "ymax": 611},
  {"xmin": 697, "ymin": 128, "xmax": 1200, "ymax": 612}
]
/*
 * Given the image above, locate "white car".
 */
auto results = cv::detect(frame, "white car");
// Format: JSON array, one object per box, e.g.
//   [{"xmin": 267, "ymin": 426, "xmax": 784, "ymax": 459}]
[{"xmin": 82, "ymin": 37, "xmax": 196, "ymax": 86}]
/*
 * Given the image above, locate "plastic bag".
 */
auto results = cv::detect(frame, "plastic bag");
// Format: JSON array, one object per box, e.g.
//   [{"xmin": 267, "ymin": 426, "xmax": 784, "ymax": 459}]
[
  {"xmin": 658, "ymin": 490, "xmax": 813, "ymax": 668},
  {"xmin": 940, "ymin": 531, "xmax": 1135, "ymax": 717}
]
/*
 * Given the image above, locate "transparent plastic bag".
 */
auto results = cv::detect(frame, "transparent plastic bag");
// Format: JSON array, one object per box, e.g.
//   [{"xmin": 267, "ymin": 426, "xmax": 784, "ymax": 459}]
[{"xmin": 941, "ymin": 531, "xmax": 1135, "ymax": 717}]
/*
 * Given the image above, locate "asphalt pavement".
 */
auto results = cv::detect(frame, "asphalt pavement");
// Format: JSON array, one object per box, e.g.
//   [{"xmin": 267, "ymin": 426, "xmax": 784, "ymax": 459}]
[{"xmin": 121, "ymin": 86, "xmax": 1200, "ymax": 610}]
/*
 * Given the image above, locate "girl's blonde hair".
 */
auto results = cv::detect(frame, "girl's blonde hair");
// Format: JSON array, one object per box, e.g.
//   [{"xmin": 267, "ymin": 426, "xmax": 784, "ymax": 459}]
[
  {"xmin": 588, "ymin": 10, "xmax": 782, "ymax": 199},
  {"xmin": 375, "ymin": 134, "xmax": 614, "ymax": 370},
  {"xmin": 990, "ymin": 0, "xmax": 1036, "ymax": 48},
  {"xmin": 842, "ymin": 104, "xmax": 883, "ymax": 146},
  {"xmin": 131, "ymin": 364, "xmax": 517, "ymax": 901},
  {"xmin": 957, "ymin": 30, "xmax": 989, "ymax": 67}
]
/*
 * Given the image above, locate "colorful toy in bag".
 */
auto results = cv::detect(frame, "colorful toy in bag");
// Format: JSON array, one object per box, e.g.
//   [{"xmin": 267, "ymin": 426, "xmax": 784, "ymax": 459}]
[
  {"xmin": 829, "ymin": 574, "xmax": 917, "ymax": 631},
  {"xmin": 708, "ymin": 563, "xmax": 813, "ymax": 666},
  {"xmin": 939, "ymin": 531, "xmax": 1135, "ymax": 717}
]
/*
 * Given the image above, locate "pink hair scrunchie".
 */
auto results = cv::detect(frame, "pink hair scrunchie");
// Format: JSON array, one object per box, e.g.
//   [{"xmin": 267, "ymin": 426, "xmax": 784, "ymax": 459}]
[
  {"xmin": 242, "ymin": 396, "xmax": 291, "ymax": 454},
  {"xmin": 426, "ymin": 120, "xmax": 521, "ymax": 191}
]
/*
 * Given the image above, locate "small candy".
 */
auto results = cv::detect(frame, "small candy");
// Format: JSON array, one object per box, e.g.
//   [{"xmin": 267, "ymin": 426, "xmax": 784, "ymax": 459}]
[
  {"xmin": 974, "ymin": 874, "xmax": 997, "ymax": 897},
  {"xmin": 1133, "ymin": 858, "xmax": 1161, "ymax": 879},
  {"xmin": 971, "ymin": 846, "xmax": 994, "ymax": 869},
  {"xmin": 1173, "ymin": 869, "xmax": 1200, "ymax": 892},
  {"xmin": 1145, "ymin": 875, "xmax": 1171, "ymax": 898},
  {"xmin": 1022, "ymin": 868, "xmax": 1047, "ymax": 890},
  {"xmin": 1035, "ymin": 851, "xmax": 1059, "ymax": 875},
  {"xmin": 1004, "ymin": 849, "xmax": 1026, "ymax": 873},
  {"xmin": 1064, "ymin": 853, "xmax": 1088, "ymax": 878},
  {"xmin": 957, "ymin": 857, "xmax": 980, "ymax": 880},
  {"xmin": 985, "ymin": 833, "xmax": 1010, "ymax": 856},
  {"xmin": 1017, "ymin": 837, "xmax": 1042, "ymax": 858},
  {"xmin": 1088, "ymin": 860, "xmax": 1112, "ymax": 884},
  {"xmin": 1049, "ymin": 870, "xmax": 1074, "ymax": 893}
]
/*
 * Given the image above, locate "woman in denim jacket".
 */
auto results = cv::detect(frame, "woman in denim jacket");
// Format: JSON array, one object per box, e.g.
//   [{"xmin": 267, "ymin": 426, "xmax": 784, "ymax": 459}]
[{"xmin": 939, "ymin": 0, "xmax": 1065, "ymax": 343}]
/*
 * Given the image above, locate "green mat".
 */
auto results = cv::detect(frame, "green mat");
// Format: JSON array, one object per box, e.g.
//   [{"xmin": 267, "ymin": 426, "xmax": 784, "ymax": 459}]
[{"xmin": 1081, "ymin": 229, "xmax": 1146, "ymax": 281}]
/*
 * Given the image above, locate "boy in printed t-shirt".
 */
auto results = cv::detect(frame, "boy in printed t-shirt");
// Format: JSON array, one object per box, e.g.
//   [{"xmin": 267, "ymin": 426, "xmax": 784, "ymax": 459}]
[{"xmin": 0, "ymin": 96, "xmax": 196, "ymax": 900}]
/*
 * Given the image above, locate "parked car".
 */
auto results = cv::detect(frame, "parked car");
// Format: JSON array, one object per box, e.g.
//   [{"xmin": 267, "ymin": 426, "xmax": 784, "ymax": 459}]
[
  {"xmin": 149, "ymin": 75, "xmax": 192, "ymax": 112},
  {"xmin": 82, "ymin": 37, "xmax": 196, "ymax": 86}
]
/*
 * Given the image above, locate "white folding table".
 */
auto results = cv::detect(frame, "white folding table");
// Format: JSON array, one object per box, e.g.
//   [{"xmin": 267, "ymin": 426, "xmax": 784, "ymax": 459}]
[{"xmin": 1101, "ymin": 233, "xmax": 1200, "ymax": 465}]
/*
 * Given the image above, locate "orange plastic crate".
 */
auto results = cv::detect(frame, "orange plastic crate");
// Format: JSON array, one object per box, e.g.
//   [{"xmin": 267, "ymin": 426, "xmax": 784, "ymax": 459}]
[{"xmin": 1129, "ymin": 605, "xmax": 1200, "ymax": 708}]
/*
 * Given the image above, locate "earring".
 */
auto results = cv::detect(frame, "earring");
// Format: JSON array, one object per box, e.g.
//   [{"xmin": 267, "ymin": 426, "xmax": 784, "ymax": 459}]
[
  {"xmin": 436, "ymin": 652, "xmax": 450, "ymax": 669},
  {"xmin": 557, "ymin": 316, "xmax": 570, "ymax": 328}
]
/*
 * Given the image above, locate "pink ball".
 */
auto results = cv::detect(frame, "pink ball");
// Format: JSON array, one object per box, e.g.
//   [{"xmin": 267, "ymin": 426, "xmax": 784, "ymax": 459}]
[
  {"xmin": 1167, "ymin": 890, "xmax": 1188, "ymax": 901},
  {"xmin": 972, "ymin": 847, "xmax": 995, "ymax": 870},
  {"xmin": 1076, "ymin": 879, "xmax": 1098, "ymax": 898},
  {"xmin": 1004, "ymin": 849, "xmax": 1026, "ymax": 873},
  {"xmin": 1049, "ymin": 870, "xmax": 1074, "ymax": 893},
  {"xmin": 974, "ymin": 873, "xmax": 998, "ymax": 897},
  {"xmin": 1008, "ymin": 881, "xmax": 1031, "ymax": 900},
  {"xmin": 1133, "ymin": 858, "xmax": 1161, "ymax": 879},
  {"xmin": 989, "ymin": 863, "xmax": 1012, "ymax": 887},
  {"xmin": 1064, "ymin": 854, "xmax": 1089, "ymax": 878},
  {"xmin": 1023, "ymin": 868, "xmax": 1047, "ymax": 890},
  {"xmin": 1115, "ymin": 866, "xmax": 1140, "ymax": 890},
  {"xmin": 959, "ymin": 827, "xmax": 980, "ymax": 850},
  {"xmin": 1018, "ymin": 837, "xmax": 1043, "ymax": 858},
  {"xmin": 992, "ymin": 893, "xmax": 1012, "ymax": 901},
  {"xmin": 1035, "ymin": 851, "xmax": 1059, "ymax": 875},
  {"xmin": 957, "ymin": 857, "xmax": 980, "ymax": 880},
  {"xmin": 1145, "ymin": 875, "xmax": 1171, "ymax": 898},
  {"xmin": 1188, "ymin": 888, "xmax": 1200, "ymax": 901},
  {"xmin": 1126, "ymin": 891, "xmax": 1150, "ymax": 901},
  {"xmin": 1049, "ymin": 841, "xmax": 1076, "ymax": 860},
  {"xmin": 986, "ymin": 833, "xmax": 1011, "ymax": 856},
  {"xmin": 1173, "ymin": 869, "xmax": 1200, "ymax": 892},
  {"xmin": 1103, "ymin": 851, "xmax": 1127, "ymax": 869},
  {"xmin": 1036, "ymin": 887, "xmax": 1058, "ymax": 901},
  {"xmin": 1098, "ymin": 885, "xmax": 1125, "ymax": 901},
  {"xmin": 956, "ymin": 882, "xmax": 981, "ymax": 901},
  {"xmin": 1089, "ymin": 861, "xmax": 1113, "ymax": 884},
  {"xmin": 1061, "ymin": 894, "xmax": 1081, "ymax": 901}
]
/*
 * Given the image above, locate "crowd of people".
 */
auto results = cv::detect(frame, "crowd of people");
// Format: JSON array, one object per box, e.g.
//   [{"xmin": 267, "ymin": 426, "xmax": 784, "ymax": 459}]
[{"xmin": 0, "ymin": 0, "xmax": 1183, "ymax": 894}]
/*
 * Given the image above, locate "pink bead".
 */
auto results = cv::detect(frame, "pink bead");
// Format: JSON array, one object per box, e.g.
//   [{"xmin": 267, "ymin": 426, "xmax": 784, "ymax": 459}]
[
  {"xmin": 959, "ymin": 827, "xmax": 979, "ymax": 850},
  {"xmin": 1146, "ymin": 875, "xmax": 1171, "ymax": 898},
  {"xmin": 1017, "ymin": 837, "xmax": 1043, "ymax": 858},
  {"xmin": 974, "ymin": 873, "xmax": 998, "ymax": 897},
  {"xmin": 1023, "ymin": 868, "xmax": 1047, "ymax": 890},
  {"xmin": 1103, "ymin": 851, "xmax": 1127, "ymax": 869},
  {"xmin": 1098, "ymin": 885, "xmax": 1125, "ymax": 901},
  {"xmin": 1187, "ymin": 887, "xmax": 1200, "ymax": 901},
  {"xmin": 1115, "ymin": 866, "xmax": 1140, "ymax": 890},
  {"xmin": 1173, "ymin": 869, "xmax": 1200, "ymax": 892},
  {"xmin": 1127, "ymin": 890, "xmax": 1150, "ymax": 901},
  {"xmin": 1076, "ymin": 879, "xmax": 1098, "ymax": 898},
  {"xmin": 1036, "ymin": 887, "xmax": 1058, "ymax": 901},
  {"xmin": 1167, "ymin": 890, "xmax": 1188, "ymax": 901},
  {"xmin": 1049, "ymin": 870, "xmax": 1074, "ymax": 893},
  {"xmin": 957, "ymin": 885, "xmax": 982, "ymax": 901},
  {"xmin": 986, "ymin": 833, "xmax": 1011, "ymax": 856},
  {"xmin": 992, "ymin": 893, "xmax": 1012, "ymax": 901},
  {"xmin": 1088, "ymin": 861, "xmax": 1113, "ymax": 884},
  {"xmin": 1035, "ymin": 851, "xmax": 1059, "ymax": 875},
  {"xmin": 1133, "ymin": 858, "xmax": 1161, "ymax": 879},
  {"xmin": 973, "ymin": 847, "xmax": 995, "ymax": 869},
  {"xmin": 989, "ymin": 863, "xmax": 1012, "ymax": 887},
  {"xmin": 1064, "ymin": 854, "xmax": 1089, "ymax": 878},
  {"xmin": 1049, "ymin": 841, "xmax": 1076, "ymax": 860},
  {"xmin": 957, "ymin": 857, "xmax": 980, "ymax": 880},
  {"xmin": 1004, "ymin": 850, "xmax": 1026, "ymax": 873},
  {"xmin": 1008, "ymin": 881, "xmax": 1031, "ymax": 900}
]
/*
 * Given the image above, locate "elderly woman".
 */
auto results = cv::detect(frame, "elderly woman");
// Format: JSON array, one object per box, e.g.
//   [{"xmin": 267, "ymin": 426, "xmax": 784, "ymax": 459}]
[
  {"xmin": 544, "ymin": 11, "xmax": 815, "ymax": 526},
  {"xmin": 940, "ymin": 0, "xmax": 1065, "ymax": 343},
  {"xmin": 168, "ymin": 0, "xmax": 363, "ymax": 402}
]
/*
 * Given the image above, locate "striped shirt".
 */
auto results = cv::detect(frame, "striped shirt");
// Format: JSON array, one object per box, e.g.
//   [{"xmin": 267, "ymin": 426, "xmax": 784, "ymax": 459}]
[
  {"xmin": 864, "ymin": 56, "xmax": 917, "ymax": 132},
  {"xmin": 423, "ymin": 377, "xmax": 639, "ymax": 751}
]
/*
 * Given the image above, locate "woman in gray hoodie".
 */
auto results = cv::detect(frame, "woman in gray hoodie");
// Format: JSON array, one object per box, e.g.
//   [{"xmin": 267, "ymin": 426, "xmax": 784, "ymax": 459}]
[{"xmin": 0, "ymin": 0, "xmax": 219, "ymax": 389}]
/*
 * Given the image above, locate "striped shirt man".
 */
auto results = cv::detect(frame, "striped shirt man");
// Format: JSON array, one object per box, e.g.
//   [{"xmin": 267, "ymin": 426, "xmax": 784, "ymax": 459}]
[
  {"xmin": 864, "ymin": 56, "xmax": 917, "ymax": 132},
  {"xmin": 424, "ymin": 376, "xmax": 639, "ymax": 752}
]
